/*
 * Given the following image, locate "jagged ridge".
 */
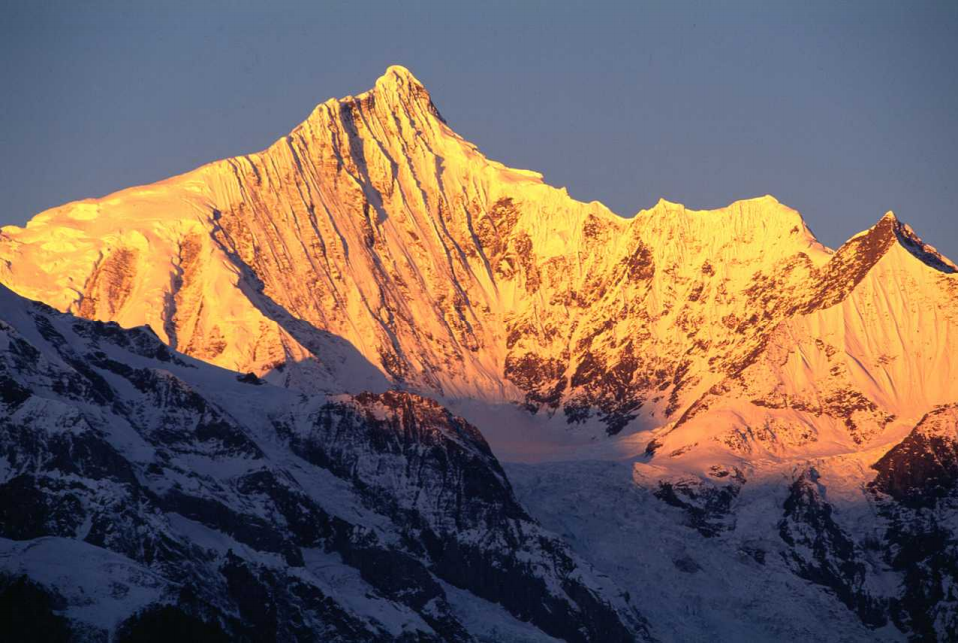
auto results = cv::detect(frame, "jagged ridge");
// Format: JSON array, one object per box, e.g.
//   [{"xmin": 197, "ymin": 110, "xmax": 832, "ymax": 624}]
[{"xmin": 4, "ymin": 67, "xmax": 954, "ymax": 442}]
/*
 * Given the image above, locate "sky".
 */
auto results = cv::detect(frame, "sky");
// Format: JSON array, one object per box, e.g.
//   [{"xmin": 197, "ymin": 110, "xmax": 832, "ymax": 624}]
[{"xmin": 2, "ymin": 1, "xmax": 957, "ymax": 256}]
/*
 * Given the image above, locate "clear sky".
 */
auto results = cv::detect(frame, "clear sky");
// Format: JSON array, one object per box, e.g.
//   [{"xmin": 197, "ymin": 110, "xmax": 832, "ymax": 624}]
[{"xmin": 2, "ymin": 1, "xmax": 956, "ymax": 256}]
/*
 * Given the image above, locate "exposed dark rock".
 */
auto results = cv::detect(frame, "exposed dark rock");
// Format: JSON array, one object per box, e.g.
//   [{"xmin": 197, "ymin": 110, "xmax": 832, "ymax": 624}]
[
  {"xmin": 654, "ymin": 474, "xmax": 744, "ymax": 538},
  {"xmin": 0, "ymin": 575, "xmax": 71, "ymax": 643},
  {"xmin": 872, "ymin": 405, "xmax": 958, "ymax": 507},
  {"xmin": 237, "ymin": 372, "xmax": 263, "ymax": 385},
  {"xmin": 504, "ymin": 352, "xmax": 567, "ymax": 411},
  {"xmin": 0, "ymin": 475, "xmax": 85, "ymax": 540},
  {"xmin": 778, "ymin": 468, "xmax": 886, "ymax": 627},
  {"xmin": 0, "ymin": 373, "xmax": 31, "ymax": 407},
  {"xmin": 116, "ymin": 604, "xmax": 231, "ymax": 643}
]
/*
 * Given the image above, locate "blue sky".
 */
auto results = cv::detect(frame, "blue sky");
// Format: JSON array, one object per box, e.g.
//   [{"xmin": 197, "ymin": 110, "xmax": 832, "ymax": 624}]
[{"xmin": 2, "ymin": 1, "xmax": 956, "ymax": 256}]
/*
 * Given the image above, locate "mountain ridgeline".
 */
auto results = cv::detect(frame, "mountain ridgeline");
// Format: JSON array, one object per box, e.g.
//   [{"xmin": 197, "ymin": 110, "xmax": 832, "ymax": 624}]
[
  {"xmin": 1, "ymin": 66, "xmax": 958, "ymax": 641},
  {"xmin": 2, "ymin": 66, "xmax": 955, "ymax": 439}
]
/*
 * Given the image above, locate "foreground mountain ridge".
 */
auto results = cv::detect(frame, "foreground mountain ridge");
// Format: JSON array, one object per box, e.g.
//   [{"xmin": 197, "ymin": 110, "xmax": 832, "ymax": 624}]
[
  {"xmin": 0, "ymin": 284, "xmax": 650, "ymax": 641},
  {"xmin": 2, "ymin": 66, "xmax": 958, "ymax": 640}
]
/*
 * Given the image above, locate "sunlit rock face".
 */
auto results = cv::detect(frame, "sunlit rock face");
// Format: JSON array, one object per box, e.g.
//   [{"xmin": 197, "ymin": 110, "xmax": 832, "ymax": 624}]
[
  {"xmin": 2, "ymin": 66, "xmax": 956, "ymax": 445},
  {"xmin": 3, "ymin": 66, "xmax": 958, "ymax": 641}
]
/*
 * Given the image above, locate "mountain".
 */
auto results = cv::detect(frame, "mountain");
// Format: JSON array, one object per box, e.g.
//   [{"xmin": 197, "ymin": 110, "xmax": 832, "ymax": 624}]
[
  {"xmin": 3, "ymin": 66, "xmax": 955, "ymax": 438},
  {"xmin": 1, "ymin": 66, "xmax": 958, "ymax": 641},
  {"xmin": 0, "ymin": 284, "xmax": 649, "ymax": 641}
]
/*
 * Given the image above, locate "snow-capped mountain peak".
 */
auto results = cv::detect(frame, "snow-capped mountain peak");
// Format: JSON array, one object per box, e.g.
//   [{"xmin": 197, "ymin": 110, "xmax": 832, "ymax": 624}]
[
  {"xmin": 2, "ymin": 66, "xmax": 958, "ymax": 641},
  {"xmin": 2, "ymin": 65, "xmax": 954, "ymax": 441}
]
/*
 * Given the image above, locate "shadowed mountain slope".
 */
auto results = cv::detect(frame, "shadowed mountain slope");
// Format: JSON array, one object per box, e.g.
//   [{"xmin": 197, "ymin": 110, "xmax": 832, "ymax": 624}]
[{"xmin": 0, "ymin": 284, "xmax": 649, "ymax": 641}]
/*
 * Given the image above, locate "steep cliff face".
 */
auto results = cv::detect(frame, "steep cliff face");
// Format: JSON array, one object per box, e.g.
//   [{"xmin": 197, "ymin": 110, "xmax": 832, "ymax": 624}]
[{"xmin": 0, "ymin": 285, "xmax": 648, "ymax": 642}]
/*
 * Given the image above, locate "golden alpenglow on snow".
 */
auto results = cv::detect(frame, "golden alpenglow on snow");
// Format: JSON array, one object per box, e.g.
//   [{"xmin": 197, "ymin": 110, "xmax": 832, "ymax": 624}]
[{"xmin": 1, "ymin": 66, "xmax": 957, "ymax": 642}]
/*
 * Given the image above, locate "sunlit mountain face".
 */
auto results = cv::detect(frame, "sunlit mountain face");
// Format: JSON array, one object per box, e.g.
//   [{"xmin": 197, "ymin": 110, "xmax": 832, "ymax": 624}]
[{"xmin": 1, "ymin": 67, "xmax": 957, "ymax": 642}]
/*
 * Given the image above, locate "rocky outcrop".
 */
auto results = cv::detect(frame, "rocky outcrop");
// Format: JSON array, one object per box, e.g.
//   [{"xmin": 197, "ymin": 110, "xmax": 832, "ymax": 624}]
[
  {"xmin": 778, "ymin": 468, "xmax": 886, "ymax": 627},
  {"xmin": 872, "ymin": 405, "xmax": 958, "ymax": 507},
  {"xmin": 652, "ymin": 467, "xmax": 745, "ymax": 538}
]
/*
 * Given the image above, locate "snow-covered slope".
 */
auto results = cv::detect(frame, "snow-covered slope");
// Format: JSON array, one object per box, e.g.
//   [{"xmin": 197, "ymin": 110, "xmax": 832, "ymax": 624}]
[
  {"xmin": 2, "ymin": 66, "xmax": 958, "ymax": 641},
  {"xmin": 0, "ymin": 285, "xmax": 649, "ymax": 641}
]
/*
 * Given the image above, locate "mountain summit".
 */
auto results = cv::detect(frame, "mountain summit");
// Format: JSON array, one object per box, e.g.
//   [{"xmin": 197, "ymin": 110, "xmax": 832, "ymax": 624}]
[{"xmin": 371, "ymin": 64, "xmax": 443, "ymax": 114}]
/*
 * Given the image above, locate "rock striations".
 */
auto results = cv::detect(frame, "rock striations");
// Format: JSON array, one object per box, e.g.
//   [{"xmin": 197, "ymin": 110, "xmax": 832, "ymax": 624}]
[
  {"xmin": 3, "ymin": 66, "xmax": 955, "ymax": 441},
  {"xmin": 1, "ymin": 66, "xmax": 958, "ymax": 641}
]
